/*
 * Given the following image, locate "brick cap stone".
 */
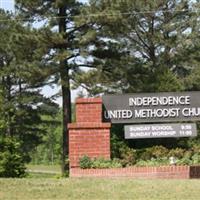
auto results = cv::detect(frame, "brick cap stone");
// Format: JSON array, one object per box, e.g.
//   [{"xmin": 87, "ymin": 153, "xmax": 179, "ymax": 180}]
[
  {"xmin": 68, "ymin": 122, "xmax": 111, "ymax": 129},
  {"xmin": 76, "ymin": 97, "xmax": 102, "ymax": 104}
]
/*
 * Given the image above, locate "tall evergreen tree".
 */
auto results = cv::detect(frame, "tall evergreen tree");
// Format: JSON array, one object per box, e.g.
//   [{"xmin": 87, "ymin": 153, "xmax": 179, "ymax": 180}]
[
  {"xmin": 74, "ymin": 0, "xmax": 200, "ymax": 94},
  {"xmin": 14, "ymin": 0, "xmax": 98, "ymax": 173},
  {"xmin": 0, "ymin": 9, "xmax": 58, "ymax": 162}
]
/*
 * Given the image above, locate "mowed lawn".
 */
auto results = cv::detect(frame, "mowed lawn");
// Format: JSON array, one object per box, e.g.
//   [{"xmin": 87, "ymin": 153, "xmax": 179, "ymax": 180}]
[
  {"xmin": 1, "ymin": 178, "xmax": 200, "ymax": 200},
  {"xmin": 27, "ymin": 164, "xmax": 61, "ymax": 172}
]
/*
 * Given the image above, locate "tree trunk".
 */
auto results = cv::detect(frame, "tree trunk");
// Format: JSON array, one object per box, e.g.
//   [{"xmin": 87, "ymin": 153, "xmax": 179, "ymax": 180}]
[
  {"xmin": 58, "ymin": 6, "xmax": 72, "ymax": 175},
  {"xmin": 61, "ymin": 74, "xmax": 71, "ymax": 175},
  {"xmin": 6, "ymin": 75, "xmax": 12, "ymax": 137}
]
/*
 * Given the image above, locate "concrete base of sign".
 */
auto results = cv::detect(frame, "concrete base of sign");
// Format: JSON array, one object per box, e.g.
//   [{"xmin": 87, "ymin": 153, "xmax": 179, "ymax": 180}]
[{"xmin": 70, "ymin": 166, "xmax": 200, "ymax": 179}]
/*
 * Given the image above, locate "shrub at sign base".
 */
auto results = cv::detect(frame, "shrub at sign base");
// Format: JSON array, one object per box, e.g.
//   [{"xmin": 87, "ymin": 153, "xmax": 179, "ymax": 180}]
[{"xmin": 79, "ymin": 155, "xmax": 122, "ymax": 169}]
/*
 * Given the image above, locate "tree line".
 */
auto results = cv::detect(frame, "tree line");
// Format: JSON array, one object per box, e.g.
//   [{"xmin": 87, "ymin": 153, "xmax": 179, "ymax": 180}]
[{"xmin": 0, "ymin": 0, "xmax": 200, "ymax": 177}]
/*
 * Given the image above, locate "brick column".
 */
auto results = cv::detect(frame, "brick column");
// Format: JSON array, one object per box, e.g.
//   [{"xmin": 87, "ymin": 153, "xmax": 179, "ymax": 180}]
[{"xmin": 68, "ymin": 98, "xmax": 111, "ymax": 168}]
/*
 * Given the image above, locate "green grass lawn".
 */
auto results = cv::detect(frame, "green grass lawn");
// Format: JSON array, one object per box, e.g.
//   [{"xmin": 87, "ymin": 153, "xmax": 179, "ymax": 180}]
[
  {"xmin": 26, "ymin": 164, "xmax": 61, "ymax": 178},
  {"xmin": 26, "ymin": 164, "xmax": 61, "ymax": 173},
  {"xmin": 0, "ymin": 178, "xmax": 200, "ymax": 200}
]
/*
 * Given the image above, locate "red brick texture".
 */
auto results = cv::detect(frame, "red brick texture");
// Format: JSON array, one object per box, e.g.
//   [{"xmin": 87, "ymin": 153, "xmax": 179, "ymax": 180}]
[
  {"xmin": 70, "ymin": 166, "xmax": 200, "ymax": 179},
  {"xmin": 68, "ymin": 98, "xmax": 111, "ymax": 168},
  {"xmin": 75, "ymin": 98, "xmax": 103, "ymax": 123}
]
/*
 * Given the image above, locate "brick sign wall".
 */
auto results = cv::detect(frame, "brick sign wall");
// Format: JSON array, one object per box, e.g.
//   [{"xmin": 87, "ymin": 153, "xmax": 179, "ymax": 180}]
[
  {"xmin": 68, "ymin": 98, "xmax": 111, "ymax": 168},
  {"xmin": 68, "ymin": 97, "xmax": 200, "ymax": 179}
]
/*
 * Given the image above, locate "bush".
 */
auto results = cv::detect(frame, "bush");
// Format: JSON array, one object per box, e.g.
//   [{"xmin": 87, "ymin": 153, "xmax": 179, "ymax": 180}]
[
  {"xmin": 79, "ymin": 156, "xmax": 122, "ymax": 169},
  {"xmin": 151, "ymin": 146, "xmax": 169, "ymax": 158},
  {"xmin": 136, "ymin": 157, "xmax": 169, "ymax": 167},
  {"xmin": 139, "ymin": 145, "xmax": 169, "ymax": 161},
  {"xmin": 191, "ymin": 153, "xmax": 200, "ymax": 164},
  {"xmin": 176, "ymin": 157, "xmax": 192, "ymax": 165},
  {"xmin": 79, "ymin": 155, "xmax": 92, "ymax": 169},
  {"xmin": 119, "ymin": 146, "xmax": 137, "ymax": 167},
  {"xmin": 192, "ymin": 145, "xmax": 200, "ymax": 153},
  {"xmin": 91, "ymin": 158, "xmax": 122, "ymax": 169},
  {"xmin": 91, "ymin": 158, "xmax": 111, "ymax": 169},
  {"xmin": 168, "ymin": 148, "xmax": 185, "ymax": 159},
  {"xmin": 80, "ymin": 146, "xmax": 200, "ymax": 169},
  {"xmin": 0, "ymin": 137, "xmax": 26, "ymax": 178}
]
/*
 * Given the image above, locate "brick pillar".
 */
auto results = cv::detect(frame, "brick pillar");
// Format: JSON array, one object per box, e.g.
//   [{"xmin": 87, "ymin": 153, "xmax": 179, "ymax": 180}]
[{"xmin": 68, "ymin": 98, "xmax": 111, "ymax": 168}]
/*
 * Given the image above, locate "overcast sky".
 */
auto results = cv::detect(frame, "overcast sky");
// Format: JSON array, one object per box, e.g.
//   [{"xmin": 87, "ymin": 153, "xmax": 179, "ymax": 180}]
[
  {"xmin": 0, "ymin": 0, "xmax": 14, "ymax": 10},
  {"xmin": 0, "ymin": 0, "xmax": 88, "ymax": 11}
]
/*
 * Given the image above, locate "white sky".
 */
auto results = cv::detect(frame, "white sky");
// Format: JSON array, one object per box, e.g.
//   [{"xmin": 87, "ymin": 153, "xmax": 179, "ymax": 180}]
[
  {"xmin": 0, "ymin": 0, "xmax": 88, "ymax": 10},
  {"xmin": 0, "ymin": 0, "xmax": 14, "ymax": 10}
]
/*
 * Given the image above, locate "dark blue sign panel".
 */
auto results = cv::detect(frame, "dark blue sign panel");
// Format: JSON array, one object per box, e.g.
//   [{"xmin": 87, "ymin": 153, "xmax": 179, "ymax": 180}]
[{"xmin": 103, "ymin": 91, "xmax": 200, "ymax": 123}]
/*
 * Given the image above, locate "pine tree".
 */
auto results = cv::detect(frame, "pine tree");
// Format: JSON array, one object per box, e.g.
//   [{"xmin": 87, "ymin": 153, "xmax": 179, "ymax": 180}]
[
  {"xmin": 0, "ymin": 9, "xmax": 58, "ymax": 162},
  {"xmin": 75, "ymin": 0, "xmax": 200, "ymax": 94},
  {"xmin": 14, "ymin": 0, "xmax": 98, "ymax": 174}
]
